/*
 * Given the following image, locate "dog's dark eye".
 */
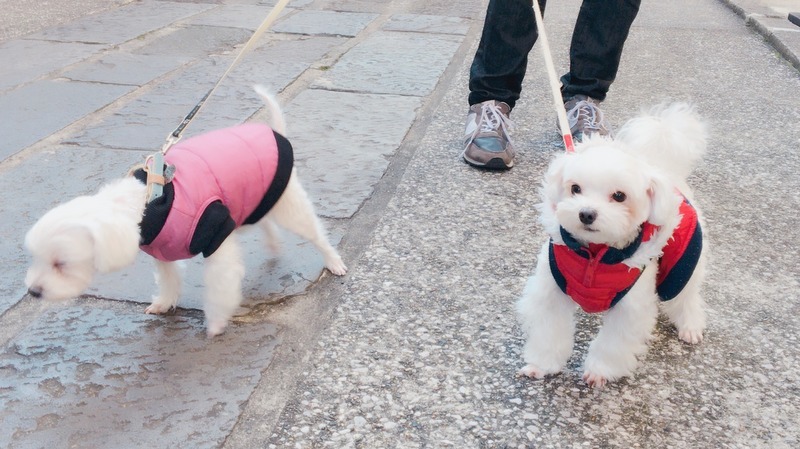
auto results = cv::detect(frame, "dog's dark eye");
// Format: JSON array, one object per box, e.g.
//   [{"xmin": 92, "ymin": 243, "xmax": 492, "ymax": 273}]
[
  {"xmin": 611, "ymin": 191, "xmax": 627, "ymax": 202},
  {"xmin": 53, "ymin": 261, "xmax": 65, "ymax": 272},
  {"xmin": 570, "ymin": 184, "xmax": 581, "ymax": 195}
]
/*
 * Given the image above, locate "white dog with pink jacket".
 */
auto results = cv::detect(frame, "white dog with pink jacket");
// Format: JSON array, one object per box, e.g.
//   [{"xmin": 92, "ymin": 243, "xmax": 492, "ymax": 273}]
[{"xmin": 24, "ymin": 86, "xmax": 347, "ymax": 336}]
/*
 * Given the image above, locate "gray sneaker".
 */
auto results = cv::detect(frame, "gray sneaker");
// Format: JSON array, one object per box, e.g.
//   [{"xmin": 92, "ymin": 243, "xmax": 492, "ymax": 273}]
[
  {"xmin": 563, "ymin": 95, "xmax": 613, "ymax": 142},
  {"xmin": 463, "ymin": 100, "xmax": 515, "ymax": 169}
]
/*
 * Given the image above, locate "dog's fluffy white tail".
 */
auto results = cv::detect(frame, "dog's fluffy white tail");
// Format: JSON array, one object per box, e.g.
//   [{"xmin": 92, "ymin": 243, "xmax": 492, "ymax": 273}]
[
  {"xmin": 616, "ymin": 103, "xmax": 707, "ymax": 181},
  {"xmin": 253, "ymin": 84, "xmax": 287, "ymax": 136}
]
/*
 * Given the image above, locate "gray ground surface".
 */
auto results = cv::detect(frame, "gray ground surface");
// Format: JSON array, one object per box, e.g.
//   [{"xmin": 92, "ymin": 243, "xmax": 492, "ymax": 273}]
[{"xmin": 1, "ymin": 0, "xmax": 799, "ymax": 448}]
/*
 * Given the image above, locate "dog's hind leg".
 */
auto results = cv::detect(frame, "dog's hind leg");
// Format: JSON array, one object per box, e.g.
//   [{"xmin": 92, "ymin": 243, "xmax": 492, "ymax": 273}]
[
  {"xmin": 267, "ymin": 171, "xmax": 347, "ymax": 276},
  {"xmin": 660, "ymin": 254, "xmax": 707, "ymax": 344},
  {"xmin": 145, "ymin": 260, "xmax": 181, "ymax": 314},
  {"xmin": 203, "ymin": 235, "xmax": 246, "ymax": 337},
  {"xmin": 257, "ymin": 218, "xmax": 281, "ymax": 255}
]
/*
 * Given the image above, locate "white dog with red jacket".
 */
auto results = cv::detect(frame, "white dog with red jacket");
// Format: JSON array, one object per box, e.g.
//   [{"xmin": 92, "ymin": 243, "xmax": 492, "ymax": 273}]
[
  {"xmin": 517, "ymin": 103, "xmax": 708, "ymax": 388},
  {"xmin": 24, "ymin": 86, "xmax": 347, "ymax": 337}
]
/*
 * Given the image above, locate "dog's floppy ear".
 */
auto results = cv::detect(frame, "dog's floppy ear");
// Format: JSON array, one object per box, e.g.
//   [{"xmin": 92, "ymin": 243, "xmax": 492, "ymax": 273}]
[
  {"xmin": 541, "ymin": 153, "xmax": 570, "ymax": 206},
  {"xmin": 86, "ymin": 219, "xmax": 141, "ymax": 273},
  {"xmin": 97, "ymin": 177, "xmax": 146, "ymax": 217},
  {"xmin": 646, "ymin": 171, "xmax": 681, "ymax": 226},
  {"xmin": 89, "ymin": 178, "xmax": 146, "ymax": 272}
]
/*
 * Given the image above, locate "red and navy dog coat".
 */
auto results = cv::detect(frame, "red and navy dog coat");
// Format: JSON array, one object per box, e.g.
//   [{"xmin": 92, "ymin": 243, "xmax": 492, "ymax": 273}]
[{"xmin": 549, "ymin": 200, "xmax": 702, "ymax": 313}]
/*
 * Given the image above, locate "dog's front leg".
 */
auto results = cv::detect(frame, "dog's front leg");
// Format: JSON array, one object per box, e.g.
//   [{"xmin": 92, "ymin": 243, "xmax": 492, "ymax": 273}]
[
  {"xmin": 203, "ymin": 234, "xmax": 246, "ymax": 337},
  {"xmin": 582, "ymin": 271, "xmax": 659, "ymax": 388},
  {"xmin": 145, "ymin": 260, "xmax": 181, "ymax": 314},
  {"xmin": 516, "ymin": 244, "xmax": 578, "ymax": 379}
]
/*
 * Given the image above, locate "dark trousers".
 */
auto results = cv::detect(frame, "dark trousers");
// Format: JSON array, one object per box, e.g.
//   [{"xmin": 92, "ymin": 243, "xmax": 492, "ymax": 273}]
[{"xmin": 468, "ymin": 0, "xmax": 641, "ymax": 110}]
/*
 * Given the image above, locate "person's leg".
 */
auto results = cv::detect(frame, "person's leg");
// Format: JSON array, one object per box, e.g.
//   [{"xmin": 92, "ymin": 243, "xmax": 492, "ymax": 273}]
[
  {"xmin": 559, "ymin": 0, "xmax": 640, "ymax": 141},
  {"xmin": 464, "ymin": 0, "xmax": 544, "ymax": 169},
  {"xmin": 469, "ymin": 0, "xmax": 541, "ymax": 109},
  {"xmin": 561, "ymin": 0, "xmax": 641, "ymax": 101}
]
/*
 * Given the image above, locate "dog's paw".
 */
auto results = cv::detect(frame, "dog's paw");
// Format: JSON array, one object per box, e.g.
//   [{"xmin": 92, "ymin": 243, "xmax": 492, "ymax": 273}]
[
  {"xmin": 325, "ymin": 257, "xmax": 348, "ymax": 276},
  {"xmin": 678, "ymin": 328, "xmax": 704, "ymax": 345},
  {"xmin": 582, "ymin": 371, "xmax": 607, "ymax": 389},
  {"xmin": 265, "ymin": 240, "xmax": 281, "ymax": 255},
  {"xmin": 517, "ymin": 364, "xmax": 548, "ymax": 379},
  {"xmin": 582, "ymin": 352, "xmax": 632, "ymax": 388},
  {"xmin": 145, "ymin": 303, "xmax": 174, "ymax": 315},
  {"xmin": 206, "ymin": 319, "xmax": 228, "ymax": 338},
  {"xmin": 264, "ymin": 234, "xmax": 281, "ymax": 257}
]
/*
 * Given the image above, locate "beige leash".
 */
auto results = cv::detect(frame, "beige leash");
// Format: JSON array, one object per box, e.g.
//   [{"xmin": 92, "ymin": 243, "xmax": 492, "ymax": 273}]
[
  {"xmin": 142, "ymin": 0, "xmax": 293, "ymax": 203},
  {"xmin": 531, "ymin": 1, "xmax": 575, "ymax": 153},
  {"xmin": 160, "ymin": 0, "xmax": 293, "ymax": 156}
]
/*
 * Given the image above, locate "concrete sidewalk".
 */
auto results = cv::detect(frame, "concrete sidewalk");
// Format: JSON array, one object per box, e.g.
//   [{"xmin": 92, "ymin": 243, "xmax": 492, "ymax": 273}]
[
  {"xmin": 1, "ymin": 0, "xmax": 799, "ymax": 448},
  {"xmin": 722, "ymin": 0, "xmax": 800, "ymax": 71}
]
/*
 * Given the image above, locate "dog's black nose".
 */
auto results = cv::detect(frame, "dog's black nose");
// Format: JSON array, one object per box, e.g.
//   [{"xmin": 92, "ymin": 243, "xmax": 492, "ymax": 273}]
[
  {"xmin": 579, "ymin": 208, "xmax": 597, "ymax": 225},
  {"xmin": 28, "ymin": 287, "xmax": 42, "ymax": 298}
]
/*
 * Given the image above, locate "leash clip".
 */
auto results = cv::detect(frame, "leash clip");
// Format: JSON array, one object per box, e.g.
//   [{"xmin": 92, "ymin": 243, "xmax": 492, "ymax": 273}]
[{"xmin": 160, "ymin": 134, "xmax": 181, "ymax": 155}]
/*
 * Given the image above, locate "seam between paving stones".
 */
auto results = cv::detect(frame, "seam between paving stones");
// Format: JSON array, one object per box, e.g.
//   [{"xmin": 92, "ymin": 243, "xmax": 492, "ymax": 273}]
[{"xmin": 1, "ymin": 4, "xmax": 215, "ymax": 96}]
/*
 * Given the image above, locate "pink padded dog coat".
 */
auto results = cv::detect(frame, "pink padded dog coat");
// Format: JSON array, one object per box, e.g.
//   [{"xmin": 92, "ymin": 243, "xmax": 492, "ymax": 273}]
[{"xmin": 135, "ymin": 123, "xmax": 293, "ymax": 261}]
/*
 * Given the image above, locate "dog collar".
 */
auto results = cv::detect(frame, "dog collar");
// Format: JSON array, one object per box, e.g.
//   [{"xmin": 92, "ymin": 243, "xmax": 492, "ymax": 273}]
[{"xmin": 128, "ymin": 153, "xmax": 176, "ymax": 204}]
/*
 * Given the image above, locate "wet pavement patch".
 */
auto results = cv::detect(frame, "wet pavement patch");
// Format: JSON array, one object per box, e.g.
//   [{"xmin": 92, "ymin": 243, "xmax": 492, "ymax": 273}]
[{"xmin": 0, "ymin": 303, "xmax": 280, "ymax": 449}]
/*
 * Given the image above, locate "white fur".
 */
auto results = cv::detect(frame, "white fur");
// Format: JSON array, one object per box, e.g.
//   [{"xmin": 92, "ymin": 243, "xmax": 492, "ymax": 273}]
[
  {"xmin": 518, "ymin": 103, "xmax": 708, "ymax": 387},
  {"xmin": 24, "ymin": 85, "xmax": 347, "ymax": 337}
]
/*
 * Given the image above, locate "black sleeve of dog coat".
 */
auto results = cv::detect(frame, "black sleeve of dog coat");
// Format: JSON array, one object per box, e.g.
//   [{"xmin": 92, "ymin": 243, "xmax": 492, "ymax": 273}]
[{"xmin": 190, "ymin": 201, "xmax": 236, "ymax": 257}]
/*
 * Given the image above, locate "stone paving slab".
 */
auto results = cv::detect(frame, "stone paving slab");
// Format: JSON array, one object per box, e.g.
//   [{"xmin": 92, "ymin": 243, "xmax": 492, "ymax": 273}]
[
  {"xmin": 0, "ymin": 147, "xmax": 148, "ymax": 316},
  {"xmin": 0, "ymin": 39, "xmax": 106, "ymax": 92},
  {"xmin": 285, "ymin": 88, "xmax": 423, "ymax": 219},
  {"xmin": 28, "ymin": 0, "xmax": 214, "ymax": 45},
  {"xmin": 382, "ymin": 14, "xmax": 471, "ymax": 35},
  {"xmin": 261, "ymin": 0, "xmax": 315, "ymax": 6},
  {"xmin": 0, "ymin": 301, "xmax": 281, "ymax": 449},
  {"xmin": 311, "ymin": 31, "xmax": 464, "ymax": 96},
  {"xmin": 0, "ymin": 80, "xmax": 134, "ymax": 160},
  {"xmin": 69, "ymin": 35, "xmax": 345, "ymax": 151},
  {"xmin": 132, "ymin": 25, "xmax": 253, "ymax": 59},
  {"xmin": 181, "ymin": 3, "xmax": 294, "ymax": 30},
  {"xmin": 403, "ymin": 0, "xmax": 485, "ymax": 17},
  {"xmin": 63, "ymin": 52, "xmax": 193, "ymax": 86},
  {"xmin": 272, "ymin": 10, "xmax": 379, "ymax": 37},
  {"xmin": 311, "ymin": 0, "xmax": 390, "ymax": 14}
]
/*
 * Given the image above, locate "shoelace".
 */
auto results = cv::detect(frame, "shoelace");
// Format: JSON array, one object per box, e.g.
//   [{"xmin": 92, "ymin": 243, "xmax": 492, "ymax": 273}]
[
  {"xmin": 462, "ymin": 102, "xmax": 515, "ymax": 157},
  {"xmin": 478, "ymin": 102, "xmax": 514, "ymax": 135},
  {"xmin": 566, "ymin": 100, "xmax": 606, "ymax": 132}
]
